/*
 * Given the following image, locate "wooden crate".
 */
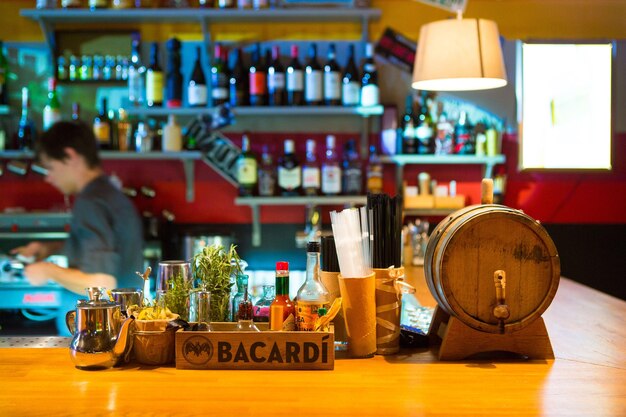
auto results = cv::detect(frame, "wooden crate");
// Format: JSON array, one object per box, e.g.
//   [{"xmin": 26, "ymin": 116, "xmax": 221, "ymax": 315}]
[{"xmin": 175, "ymin": 322, "xmax": 334, "ymax": 370}]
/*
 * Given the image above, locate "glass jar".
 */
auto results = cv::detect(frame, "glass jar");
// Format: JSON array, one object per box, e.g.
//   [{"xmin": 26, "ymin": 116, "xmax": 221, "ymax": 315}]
[
  {"xmin": 231, "ymin": 274, "xmax": 248, "ymax": 321},
  {"xmin": 253, "ymin": 285, "xmax": 274, "ymax": 322}
]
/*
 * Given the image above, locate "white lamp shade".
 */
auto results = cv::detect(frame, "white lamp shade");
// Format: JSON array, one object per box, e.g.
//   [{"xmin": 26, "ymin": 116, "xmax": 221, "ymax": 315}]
[{"xmin": 412, "ymin": 18, "xmax": 507, "ymax": 91}]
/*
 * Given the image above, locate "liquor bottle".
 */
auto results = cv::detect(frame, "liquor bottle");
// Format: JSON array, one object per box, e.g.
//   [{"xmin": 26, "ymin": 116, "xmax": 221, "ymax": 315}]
[
  {"xmin": 43, "ymin": 77, "xmax": 62, "ymax": 131},
  {"xmin": 267, "ymin": 45, "xmax": 286, "ymax": 106},
  {"xmin": 401, "ymin": 95, "xmax": 417, "ymax": 154},
  {"xmin": 416, "ymin": 92, "xmax": 435, "ymax": 154},
  {"xmin": 248, "ymin": 44, "xmax": 267, "ymax": 106},
  {"xmin": 165, "ymin": 38, "xmax": 183, "ymax": 108},
  {"xmin": 342, "ymin": 139, "xmax": 362, "ymax": 195},
  {"xmin": 71, "ymin": 102, "xmax": 81, "ymax": 121},
  {"xmin": 211, "ymin": 43, "xmax": 229, "ymax": 106},
  {"xmin": 89, "ymin": 0, "xmax": 108, "ymax": 10},
  {"xmin": 366, "ymin": 144, "xmax": 384, "ymax": 194},
  {"xmin": 360, "ymin": 42, "xmax": 379, "ymax": 107},
  {"xmin": 257, "ymin": 145, "xmax": 276, "ymax": 197},
  {"xmin": 286, "ymin": 44, "xmax": 304, "ymax": 106},
  {"xmin": 269, "ymin": 261, "xmax": 296, "ymax": 331},
  {"xmin": 162, "ymin": 115, "xmax": 182, "ymax": 152},
  {"xmin": 237, "ymin": 0, "xmax": 252, "ymax": 8},
  {"xmin": 116, "ymin": 108, "xmax": 132, "ymax": 151},
  {"xmin": 217, "ymin": 0, "xmax": 234, "ymax": 7},
  {"xmin": 128, "ymin": 36, "xmax": 145, "ymax": 107},
  {"xmin": 229, "ymin": 48, "xmax": 248, "ymax": 107},
  {"xmin": 323, "ymin": 43, "xmax": 341, "ymax": 106},
  {"xmin": 61, "ymin": 0, "xmax": 83, "ymax": 8},
  {"xmin": 93, "ymin": 97, "xmax": 112, "ymax": 150},
  {"xmin": 253, "ymin": 285, "xmax": 274, "ymax": 323},
  {"xmin": 341, "ymin": 44, "xmax": 360, "ymax": 107},
  {"xmin": 301, "ymin": 139, "xmax": 321, "ymax": 196},
  {"xmin": 146, "ymin": 42, "xmax": 164, "ymax": 107},
  {"xmin": 434, "ymin": 111, "xmax": 454, "ymax": 155},
  {"xmin": 236, "ymin": 133, "xmax": 258, "ymax": 196},
  {"xmin": 277, "ymin": 139, "xmax": 301, "ymax": 196},
  {"xmin": 304, "ymin": 43, "xmax": 323, "ymax": 106},
  {"xmin": 188, "ymin": 46, "xmax": 207, "ymax": 107},
  {"xmin": 454, "ymin": 110, "xmax": 474, "ymax": 155},
  {"xmin": 17, "ymin": 87, "xmax": 36, "ymax": 151},
  {"xmin": 0, "ymin": 40, "xmax": 7, "ymax": 106},
  {"xmin": 321, "ymin": 134, "xmax": 341, "ymax": 196},
  {"xmin": 295, "ymin": 241, "xmax": 330, "ymax": 332}
]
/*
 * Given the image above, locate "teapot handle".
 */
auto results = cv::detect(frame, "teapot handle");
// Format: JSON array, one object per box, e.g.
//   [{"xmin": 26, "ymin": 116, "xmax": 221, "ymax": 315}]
[{"xmin": 65, "ymin": 310, "xmax": 76, "ymax": 336}]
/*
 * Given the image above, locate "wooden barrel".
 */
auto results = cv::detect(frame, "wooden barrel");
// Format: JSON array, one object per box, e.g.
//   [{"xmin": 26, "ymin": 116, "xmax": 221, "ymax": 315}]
[{"xmin": 424, "ymin": 204, "xmax": 560, "ymax": 334}]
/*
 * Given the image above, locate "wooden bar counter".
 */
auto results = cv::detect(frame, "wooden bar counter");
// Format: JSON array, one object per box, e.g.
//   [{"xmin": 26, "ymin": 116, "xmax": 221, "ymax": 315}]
[{"xmin": 1, "ymin": 267, "xmax": 625, "ymax": 417}]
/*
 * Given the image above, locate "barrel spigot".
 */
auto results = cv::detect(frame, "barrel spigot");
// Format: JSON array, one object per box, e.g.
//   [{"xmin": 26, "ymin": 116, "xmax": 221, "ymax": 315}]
[{"xmin": 492, "ymin": 270, "xmax": 510, "ymax": 333}]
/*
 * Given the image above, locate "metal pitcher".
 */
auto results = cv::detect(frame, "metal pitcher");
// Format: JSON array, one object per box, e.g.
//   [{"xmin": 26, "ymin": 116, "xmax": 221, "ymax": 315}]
[{"xmin": 65, "ymin": 287, "xmax": 134, "ymax": 370}]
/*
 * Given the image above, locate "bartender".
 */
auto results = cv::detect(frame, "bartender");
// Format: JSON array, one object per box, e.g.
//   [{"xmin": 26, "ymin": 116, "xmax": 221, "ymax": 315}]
[{"xmin": 11, "ymin": 121, "xmax": 144, "ymax": 335}]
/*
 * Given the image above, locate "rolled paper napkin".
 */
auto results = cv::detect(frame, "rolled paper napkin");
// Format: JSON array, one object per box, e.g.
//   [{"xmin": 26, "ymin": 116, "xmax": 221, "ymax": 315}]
[
  {"xmin": 320, "ymin": 270, "xmax": 347, "ymax": 343},
  {"xmin": 374, "ymin": 266, "xmax": 405, "ymax": 355},
  {"xmin": 338, "ymin": 272, "xmax": 376, "ymax": 358}
]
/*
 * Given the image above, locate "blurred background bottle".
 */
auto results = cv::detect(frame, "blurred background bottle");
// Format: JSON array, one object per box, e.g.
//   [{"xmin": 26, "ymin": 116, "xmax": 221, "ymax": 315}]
[
  {"xmin": 188, "ymin": 46, "xmax": 207, "ymax": 107},
  {"xmin": 17, "ymin": 87, "xmax": 36, "ymax": 150},
  {"xmin": 211, "ymin": 43, "xmax": 229, "ymax": 106},
  {"xmin": 341, "ymin": 44, "xmax": 360, "ymax": 107},
  {"xmin": 304, "ymin": 43, "xmax": 322, "ymax": 106},
  {"xmin": 146, "ymin": 42, "xmax": 163, "ymax": 107},
  {"xmin": 342, "ymin": 138, "xmax": 362, "ymax": 195},
  {"xmin": 277, "ymin": 139, "xmax": 301, "ymax": 196},
  {"xmin": 323, "ymin": 43, "xmax": 341, "ymax": 106},
  {"xmin": 321, "ymin": 134, "xmax": 341, "ymax": 196},
  {"xmin": 286, "ymin": 44, "xmax": 304, "ymax": 106},
  {"xmin": 236, "ymin": 133, "xmax": 258, "ymax": 196},
  {"xmin": 360, "ymin": 43, "xmax": 379, "ymax": 107},
  {"xmin": 302, "ymin": 138, "xmax": 321, "ymax": 196},
  {"xmin": 43, "ymin": 77, "xmax": 61, "ymax": 131},
  {"xmin": 257, "ymin": 144, "xmax": 276, "ymax": 197}
]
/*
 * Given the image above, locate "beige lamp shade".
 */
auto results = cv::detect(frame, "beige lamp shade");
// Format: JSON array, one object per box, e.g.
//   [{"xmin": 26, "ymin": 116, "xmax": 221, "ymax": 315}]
[{"xmin": 412, "ymin": 18, "xmax": 507, "ymax": 91}]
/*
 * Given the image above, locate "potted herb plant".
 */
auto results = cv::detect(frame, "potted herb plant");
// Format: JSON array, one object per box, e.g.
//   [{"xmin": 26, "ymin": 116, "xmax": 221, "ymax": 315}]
[{"xmin": 191, "ymin": 244, "xmax": 243, "ymax": 322}]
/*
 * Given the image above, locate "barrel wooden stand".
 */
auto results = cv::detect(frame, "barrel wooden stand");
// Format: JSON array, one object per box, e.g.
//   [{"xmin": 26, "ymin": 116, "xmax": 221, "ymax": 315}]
[{"xmin": 428, "ymin": 306, "xmax": 554, "ymax": 360}]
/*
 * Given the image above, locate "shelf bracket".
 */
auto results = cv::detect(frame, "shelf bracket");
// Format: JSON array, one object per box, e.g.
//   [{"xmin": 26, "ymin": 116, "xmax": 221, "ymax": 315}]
[
  {"xmin": 182, "ymin": 158, "xmax": 195, "ymax": 202},
  {"xmin": 250, "ymin": 204, "xmax": 261, "ymax": 247}
]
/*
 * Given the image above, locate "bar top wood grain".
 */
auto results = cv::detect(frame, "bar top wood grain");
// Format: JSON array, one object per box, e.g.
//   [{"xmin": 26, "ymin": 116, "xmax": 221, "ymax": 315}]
[{"xmin": 1, "ymin": 267, "xmax": 625, "ymax": 417}]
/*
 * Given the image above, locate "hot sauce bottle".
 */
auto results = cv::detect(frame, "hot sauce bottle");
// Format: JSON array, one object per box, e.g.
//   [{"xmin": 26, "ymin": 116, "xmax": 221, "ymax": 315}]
[{"xmin": 269, "ymin": 261, "xmax": 296, "ymax": 331}]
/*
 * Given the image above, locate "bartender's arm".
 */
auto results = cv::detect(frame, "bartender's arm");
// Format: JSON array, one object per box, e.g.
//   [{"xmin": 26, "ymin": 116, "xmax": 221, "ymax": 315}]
[
  {"xmin": 10, "ymin": 241, "xmax": 65, "ymax": 261},
  {"xmin": 23, "ymin": 262, "xmax": 116, "ymax": 295}
]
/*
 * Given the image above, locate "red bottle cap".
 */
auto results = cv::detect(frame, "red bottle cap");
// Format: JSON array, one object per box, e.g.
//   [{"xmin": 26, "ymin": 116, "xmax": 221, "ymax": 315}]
[{"xmin": 276, "ymin": 261, "xmax": 289, "ymax": 271}]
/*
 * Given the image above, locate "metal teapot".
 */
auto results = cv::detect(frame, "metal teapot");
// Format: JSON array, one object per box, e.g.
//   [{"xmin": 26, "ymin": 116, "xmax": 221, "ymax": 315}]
[{"xmin": 65, "ymin": 287, "xmax": 134, "ymax": 370}]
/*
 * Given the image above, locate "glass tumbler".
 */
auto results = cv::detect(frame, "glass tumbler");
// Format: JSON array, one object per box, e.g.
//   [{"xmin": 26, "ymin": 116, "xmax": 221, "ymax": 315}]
[
  {"xmin": 189, "ymin": 289, "xmax": 211, "ymax": 324},
  {"xmin": 157, "ymin": 260, "xmax": 192, "ymax": 293}
]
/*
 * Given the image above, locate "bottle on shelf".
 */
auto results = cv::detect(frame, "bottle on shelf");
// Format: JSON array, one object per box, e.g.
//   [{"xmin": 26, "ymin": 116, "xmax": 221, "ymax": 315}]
[
  {"xmin": 146, "ymin": 42, "xmax": 164, "ymax": 107},
  {"xmin": 267, "ymin": 45, "xmax": 286, "ymax": 106},
  {"xmin": 162, "ymin": 115, "xmax": 182, "ymax": 152},
  {"xmin": 128, "ymin": 35, "xmax": 146, "ymax": 107},
  {"xmin": 43, "ymin": 77, "xmax": 62, "ymax": 131},
  {"xmin": 80, "ymin": 55, "xmax": 93, "ymax": 81},
  {"xmin": 296, "ymin": 241, "xmax": 329, "ymax": 331},
  {"xmin": 17, "ymin": 87, "xmax": 36, "ymax": 151},
  {"xmin": 116, "ymin": 108, "xmax": 132, "ymax": 152},
  {"xmin": 302, "ymin": 138, "xmax": 321, "ymax": 196},
  {"xmin": 304, "ymin": 43, "xmax": 323, "ymax": 106},
  {"xmin": 187, "ymin": 46, "xmax": 207, "ymax": 108},
  {"xmin": 237, "ymin": 0, "xmax": 252, "ymax": 8},
  {"xmin": 286, "ymin": 44, "xmax": 304, "ymax": 106},
  {"xmin": 434, "ymin": 110, "xmax": 454, "ymax": 155},
  {"xmin": 360, "ymin": 42, "xmax": 379, "ymax": 107},
  {"xmin": 57, "ymin": 56, "xmax": 68, "ymax": 82},
  {"xmin": 366, "ymin": 144, "xmax": 384, "ymax": 194},
  {"xmin": 248, "ymin": 44, "xmax": 267, "ymax": 106},
  {"xmin": 321, "ymin": 134, "xmax": 341, "ymax": 196},
  {"xmin": 71, "ymin": 102, "xmax": 81, "ymax": 121},
  {"xmin": 257, "ymin": 144, "xmax": 276, "ymax": 197},
  {"xmin": 253, "ymin": 0, "xmax": 269, "ymax": 9},
  {"xmin": 165, "ymin": 38, "xmax": 183, "ymax": 108},
  {"xmin": 253, "ymin": 285, "xmax": 274, "ymax": 323},
  {"xmin": 342, "ymin": 139, "xmax": 362, "ymax": 195},
  {"xmin": 93, "ymin": 97, "xmax": 113, "ymax": 150},
  {"xmin": 323, "ymin": 43, "xmax": 342, "ymax": 106},
  {"xmin": 236, "ymin": 133, "xmax": 258, "ymax": 197},
  {"xmin": 277, "ymin": 138, "xmax": 301, "ymax": 196},
  {"xmin": 92, "ymin": 55, "xmax": 103, "ymax": 81},
  {"xmin": 454, "ymin": 110, "xmax": 474, "ymax": 155},
  {"xmin": 69, "ymin": 55, "xmax": 79, "ymax": 82},
  {"xmin": 229, "ymin": 48, "xmax": 248, "ymax": 107},
  {"xmin": 415, "ymin": 91, "xmax": 434, "ymax": 154},
  {"xmin": 88, "ymin": 0, "xmax": 108, "ymax": 10},
  {"xmin": 401, "ymin": 94, "xmax": 417, "ymax": 154},
  {"xmin": 217, "ymin": 0, "xmax": 234, "ymax": 7},
  {"xmin": 269, "ymin": 261, "xmax": 296, "ymax": 331},
  {"xmin": 61, "ymin": 0, "xmax": 84, "ymax": 8},
  {"xmin": 341, "ymin": 44, "xmax": 360, "ymax": 107},
  {"xmin": 211, "ymin": 43, "xmax": 229, "ymax": 107},
  {"xmin": 0, "ymin": 40, "xmax": 7, "ymax": 106}
]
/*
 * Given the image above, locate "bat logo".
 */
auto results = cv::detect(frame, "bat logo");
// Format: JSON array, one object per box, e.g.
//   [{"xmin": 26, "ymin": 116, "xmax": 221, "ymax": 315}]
[{"xmin": 182, "ymin": 336, "xmax": 213, "ymax": 365}]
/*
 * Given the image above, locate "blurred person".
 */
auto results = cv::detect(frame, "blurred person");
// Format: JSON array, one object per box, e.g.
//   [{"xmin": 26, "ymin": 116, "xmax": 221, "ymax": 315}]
[{"xmin": 11, "ymin": 121, "xmax": 143, "ymax": 335}]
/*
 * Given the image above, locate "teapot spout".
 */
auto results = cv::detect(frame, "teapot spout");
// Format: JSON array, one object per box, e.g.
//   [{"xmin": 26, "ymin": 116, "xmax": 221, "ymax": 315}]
[{"xmin": 113, "ymin": 317, "xmax": 135, "ymax": 359}]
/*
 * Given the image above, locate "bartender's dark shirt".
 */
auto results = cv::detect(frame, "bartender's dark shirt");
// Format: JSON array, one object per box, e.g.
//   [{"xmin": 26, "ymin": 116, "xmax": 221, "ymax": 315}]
[{"xmin": 63, "ymin": 174, "xmax": 144, "ymax": 289}]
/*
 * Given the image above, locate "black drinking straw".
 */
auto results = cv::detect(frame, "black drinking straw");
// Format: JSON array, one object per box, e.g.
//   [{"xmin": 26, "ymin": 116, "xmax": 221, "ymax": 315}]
[
  {"xmin": 368, "ymin": 193, "xmax": 403, "ymax": 268},
  {"xmin": 321, "ymin": 235, "xmax": 340, "ymax": 273}
]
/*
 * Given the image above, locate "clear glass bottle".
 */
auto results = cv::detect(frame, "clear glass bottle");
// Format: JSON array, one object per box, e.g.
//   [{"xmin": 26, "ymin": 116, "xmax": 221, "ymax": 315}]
[
  {"xmin": 321, "ymin": 134, "xmax": 341, "ymax": 196},
  {"xmin": 296, "ymin": 241, "xmax": 330, "ymax": 331},
  {"xmin": 302, "ymin": 138, "xmax": 320, "ymax": 196},
  {"xmin": 253, "ymin": 285, "xmax": 274, "ymax": 322}
]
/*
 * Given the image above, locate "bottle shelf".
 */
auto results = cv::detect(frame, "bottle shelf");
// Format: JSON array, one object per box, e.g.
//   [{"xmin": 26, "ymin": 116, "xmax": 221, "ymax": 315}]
[
  {"xmin": 20, "ymin": 8, "xmax": 381, "ymax": 24},
  {"xmin": 235, "ymin": 195, "xmax": 366, "ymax": 247},
  {"xmin": 0, "ymin": 151, "xmax": 201, "ymax": 202},
  {"xmin": 124, "ymin": 105, "xmax": 383, "ymax": 118},
  {"xmin": 380, "ymin": 154, "xmax": 506, "ymax": 166}
]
